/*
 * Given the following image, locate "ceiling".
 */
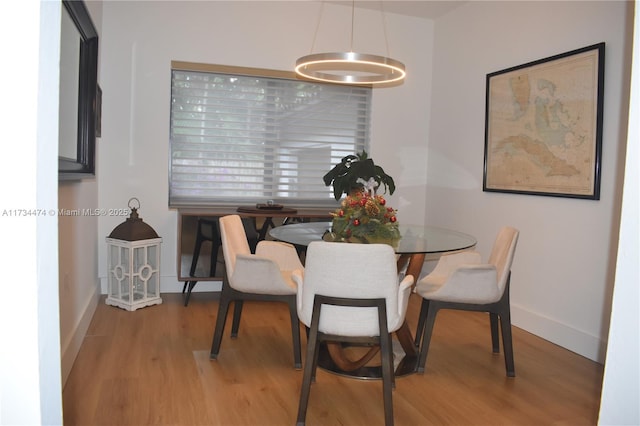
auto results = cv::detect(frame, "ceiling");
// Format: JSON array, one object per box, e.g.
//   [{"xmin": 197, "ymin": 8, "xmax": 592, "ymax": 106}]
[{"xmin": 327, "ymin": 1, "xmax": 467, "ymax": 20}]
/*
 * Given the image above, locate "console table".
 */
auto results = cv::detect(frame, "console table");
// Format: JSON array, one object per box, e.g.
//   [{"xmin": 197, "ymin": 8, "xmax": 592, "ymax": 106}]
[{"xmin": 176, "ymin": 207, "xmax": 331, "ymax": 285}]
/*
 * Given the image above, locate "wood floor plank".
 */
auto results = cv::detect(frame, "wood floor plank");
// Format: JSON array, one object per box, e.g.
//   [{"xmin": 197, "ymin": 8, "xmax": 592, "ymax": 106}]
[{"xmin": 63, "ymin": 293, "xmax": 603, "ymax": 425}]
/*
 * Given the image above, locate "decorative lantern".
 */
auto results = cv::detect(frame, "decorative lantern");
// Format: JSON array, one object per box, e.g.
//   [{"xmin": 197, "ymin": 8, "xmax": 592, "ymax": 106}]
[{"xmin": 106, "ymin": 198, "xmax": 162, "ymax": 311}]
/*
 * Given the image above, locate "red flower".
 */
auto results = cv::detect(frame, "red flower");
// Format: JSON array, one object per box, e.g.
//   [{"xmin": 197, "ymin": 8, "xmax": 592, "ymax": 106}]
[
  {"xmin": 353, "ymin": 219, "xmax": 360, "ymax": 226},
  {"xmin": 338, "ymin": 210, "xmax": 345, "ymax": 217},
  {"xmin": 390, "ymin": 216, "xmax": 397, "ymax": 223}
]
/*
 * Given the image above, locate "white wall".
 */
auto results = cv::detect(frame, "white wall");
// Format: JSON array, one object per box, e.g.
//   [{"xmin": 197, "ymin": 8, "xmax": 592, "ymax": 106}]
[
  {"xmin": 599, "ymin": 3, "xmax": 640, "ymax": 424},
  {"xmin": 427, "ymin": 1, "xmax": 632, "ymax": 362},
  {"xmin": 0, "ymin": 0, "xmax": 63, "ymax": 423},
  {"xmin": 97, "ymin": 1, "xmax": 433, "ymax": 294},
  {"xmin": 95, "ymin": 1, "xmax": 632, "ymax": 363},
  {"xmin": 58, "ymin": 181, "xmax": 100, "ymax": 384}
]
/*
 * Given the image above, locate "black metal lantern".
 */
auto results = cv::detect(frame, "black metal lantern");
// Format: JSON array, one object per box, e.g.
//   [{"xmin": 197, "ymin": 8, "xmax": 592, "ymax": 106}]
[{"xmin": 105, "ymin": 198, "xmax": 162, "ymax": 311}]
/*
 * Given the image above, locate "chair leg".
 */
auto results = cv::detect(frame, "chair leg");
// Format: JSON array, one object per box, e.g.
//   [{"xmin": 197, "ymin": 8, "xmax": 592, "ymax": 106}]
[
  {"xmin": 373, "ymin": 298, "xmax": 394, "ymax": 426},
  {"xmin": 186, "ymin": 222, "xmax": 207, "ymax": 305},
  {"xmin": 296, "ymin": 300, "xmax": 322, "ymax": 426},
  {"xmin": 380, "ymin": 331, "xmax": 395, "ymax": 426},
  {"xmin": 490, "ymin": 313, "xmax": 500, "ymax": 353},
  {"xmin": 230, "ymin": 300, "xmax": 243, "ymax": 338},
  {"xmin": 242, "ymin": 218, "xmax": 259, "ymax": 252},
  {"xmin": 209, "ymin": 242, "xmax": 219, "ymax": 277},
  {"xmin": 287, "ymin": 296, "xmax": 303, "ymax": 369},
  {"xmin": 310, "ymin": 338, "xmax": 320, "ymax": 384},
  {"xmin": 416, "ymin": 301, "xmax": 438, "ymax": 374},
  {"xmin": 500, "ymin": 310, "xmax": 515, "ymax": 377},
  {"xmin": 210, "ymin": 281, "xmax": 232, "ymax": 360},
  {"xmin": 388, "ymin": 333, "xmax": 396, "ymax": 389},
  {"xmin": 414, "ymin": 298, "xmax": 429, "ymax": 347},
  {"xmin": 189, "ymin": 234, "xmax": 205, "ymax": 277},
  {"xmin": 498, "ymin": 274, "xmax": 515, "ymax": 377},
  {"xmin": 184, "ymin": 280, "xmax": 197, "ymax": 307}
]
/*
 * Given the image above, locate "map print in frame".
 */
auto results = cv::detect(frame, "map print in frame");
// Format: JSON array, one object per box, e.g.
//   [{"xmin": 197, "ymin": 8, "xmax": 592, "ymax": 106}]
[{"xmin": 483, "ymin": 43, "xmax": 605, "ymax": 200}]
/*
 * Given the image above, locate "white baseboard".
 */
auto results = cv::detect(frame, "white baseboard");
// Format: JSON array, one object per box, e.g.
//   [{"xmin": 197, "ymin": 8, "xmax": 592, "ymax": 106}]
[
  {"xmin": 511, "ymin": 303, "xmax": 606, "ymax": 363},
  {"xmin": 60, "ymin": 284, "xmax": 100, "ymax": 387}
]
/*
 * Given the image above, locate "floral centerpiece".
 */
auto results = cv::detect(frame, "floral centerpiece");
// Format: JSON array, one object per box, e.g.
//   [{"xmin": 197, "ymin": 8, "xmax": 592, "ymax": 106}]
[{"xmin": 325, "ymin": 179, "xmax": 401, "ymax": 246}]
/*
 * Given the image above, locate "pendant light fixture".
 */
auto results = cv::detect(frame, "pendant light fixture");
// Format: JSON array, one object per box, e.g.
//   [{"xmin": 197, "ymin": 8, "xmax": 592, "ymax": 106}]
[{"xmin": 295, "ymin": 1, "xmax": 406, "ymax": 85}]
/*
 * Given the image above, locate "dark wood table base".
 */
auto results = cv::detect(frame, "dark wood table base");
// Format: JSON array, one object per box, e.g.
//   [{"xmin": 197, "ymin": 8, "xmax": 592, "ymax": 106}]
[
  {"xmin": 317, "ymin": 343, "xmax": 419, "ymax": 380},
  {"xmin": 268, "ymin": 222, "xmax": 477, "ymax": 380},
  {"xmin": 316, "ymin": 252, "xmax": 425, "ymax": 379}
]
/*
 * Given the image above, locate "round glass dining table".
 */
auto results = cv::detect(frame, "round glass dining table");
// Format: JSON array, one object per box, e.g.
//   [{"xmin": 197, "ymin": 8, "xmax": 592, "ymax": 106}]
[
  {"xmin": 269, "ymin": 221, "xmax": 477, "ymax": 378},
  {"xmin": 269, "ymin": 221, "xmax": 476, "ymax": 254}
]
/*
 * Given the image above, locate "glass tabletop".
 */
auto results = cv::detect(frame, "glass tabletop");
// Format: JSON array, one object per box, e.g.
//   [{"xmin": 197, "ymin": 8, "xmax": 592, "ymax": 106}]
[{"xmin": 269, "ymin": 222, "xmax": 476, "ymax": 255}]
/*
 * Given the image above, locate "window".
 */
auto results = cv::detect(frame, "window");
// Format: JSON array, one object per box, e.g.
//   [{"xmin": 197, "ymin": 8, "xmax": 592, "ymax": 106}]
[{"xmin": 169, "ymin": 62, "xmax": 371, "ymax": 208}]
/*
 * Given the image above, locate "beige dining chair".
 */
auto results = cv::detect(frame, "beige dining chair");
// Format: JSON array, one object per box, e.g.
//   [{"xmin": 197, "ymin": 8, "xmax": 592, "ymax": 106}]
[
  {"xmin": 293, "ymin": 241, "xmax": 414, "ymax": 426},
  {"xmin": 210, "ymin": 214, "xmax": 304, "ymax": 369},
  {"xmin": 413, "ymin": 226, "xmax": 519, "ymax": 377}
]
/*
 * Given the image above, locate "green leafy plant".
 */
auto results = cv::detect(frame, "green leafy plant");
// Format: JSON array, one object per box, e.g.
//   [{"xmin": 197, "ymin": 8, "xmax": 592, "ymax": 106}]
[{"xmin": 322, "ymin": 150, "xmax": 396, "ymax": 201}]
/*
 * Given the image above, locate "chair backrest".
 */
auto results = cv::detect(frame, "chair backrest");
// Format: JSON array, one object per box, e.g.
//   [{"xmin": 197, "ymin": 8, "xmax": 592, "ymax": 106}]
[
  {"xmin": 488, "ymin": 226, "xmax": 519, "ymax": 294},
  {"xmin": 218, "ymin": 215, "xmax": 251, "ymax": 279},
  {"xmin": 297, "ymin": 241, "xmax": 405, "ymax": 336}
]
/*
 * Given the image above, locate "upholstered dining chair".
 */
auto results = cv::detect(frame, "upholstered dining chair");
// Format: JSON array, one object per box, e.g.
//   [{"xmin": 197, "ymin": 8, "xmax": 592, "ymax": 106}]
[
  {"xmin": 293, "ymin": 241, "xmax": 414, "ymax": 426},
  {"xmin": 413, "ymin": 226, "xmax": 519, "ymax": 377},
  {"xmin": 210, "ymin": 214, "xmax": 304, "ymax": 369}
]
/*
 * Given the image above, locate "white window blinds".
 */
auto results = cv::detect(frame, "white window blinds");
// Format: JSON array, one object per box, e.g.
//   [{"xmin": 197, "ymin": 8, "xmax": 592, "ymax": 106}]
[{"xmin": 169, "ymin": 65, "xmax": 371, "ymax": 208}]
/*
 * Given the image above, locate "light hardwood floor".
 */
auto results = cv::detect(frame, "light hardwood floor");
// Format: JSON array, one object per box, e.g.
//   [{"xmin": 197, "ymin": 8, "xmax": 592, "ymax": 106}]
[{"xmin": 63, "ymin": 292, "xmax": 603, "ymax": 425}]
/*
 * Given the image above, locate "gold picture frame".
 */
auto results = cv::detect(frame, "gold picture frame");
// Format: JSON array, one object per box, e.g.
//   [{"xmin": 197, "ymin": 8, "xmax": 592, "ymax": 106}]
[{"xmin": 483, "ymin": 43, "xmax": 605, "ymax": 199}]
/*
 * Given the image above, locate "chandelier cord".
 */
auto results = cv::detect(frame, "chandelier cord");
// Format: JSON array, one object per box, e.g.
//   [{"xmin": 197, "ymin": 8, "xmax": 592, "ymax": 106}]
[
  {"xmin": 309, "ymin": 1, "xmax": 325, "ymax": 55},
  {"xmin": 311, "ymin": 1, "xmax": 392, "ymax": 57},
  {"xmin": 380, "ymin": 1, "xmax": 392, "ymax": 57},
  {"xmin": 350, "ymin": 0, "xmax": 355, "ymax": 52}
]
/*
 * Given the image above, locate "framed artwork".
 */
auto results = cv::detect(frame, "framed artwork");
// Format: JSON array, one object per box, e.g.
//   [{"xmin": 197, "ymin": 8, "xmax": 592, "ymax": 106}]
[
  {"xmin": 483, "ymin": 43, "xmax": 605, "ymax": 200},
  {"xmin": 95, "ymin": 84, "xmax": 102, "ymax": 138},
  {"xmin": 59, "ymin": 0, "xmax": 98, "ymax": 179}
]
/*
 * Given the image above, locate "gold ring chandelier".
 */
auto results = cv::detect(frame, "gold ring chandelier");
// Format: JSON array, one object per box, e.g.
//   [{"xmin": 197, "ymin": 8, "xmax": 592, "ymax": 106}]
[{"xmin": 295, "ymin": 1, "xmax": 406, "ymax": 86}]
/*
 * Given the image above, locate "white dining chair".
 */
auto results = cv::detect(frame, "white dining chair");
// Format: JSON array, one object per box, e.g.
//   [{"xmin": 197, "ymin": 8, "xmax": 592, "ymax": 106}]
[
  {"xmin": 210, "ymin": 214, "xmax": 304, "ymax": 369},
  {"xmin": 413, "ymin": 226, "xmax": 519, "ymax": 377},
  {"xmin": 293, "ymin": 241, "xmax": 414, "ymax": 426}
]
